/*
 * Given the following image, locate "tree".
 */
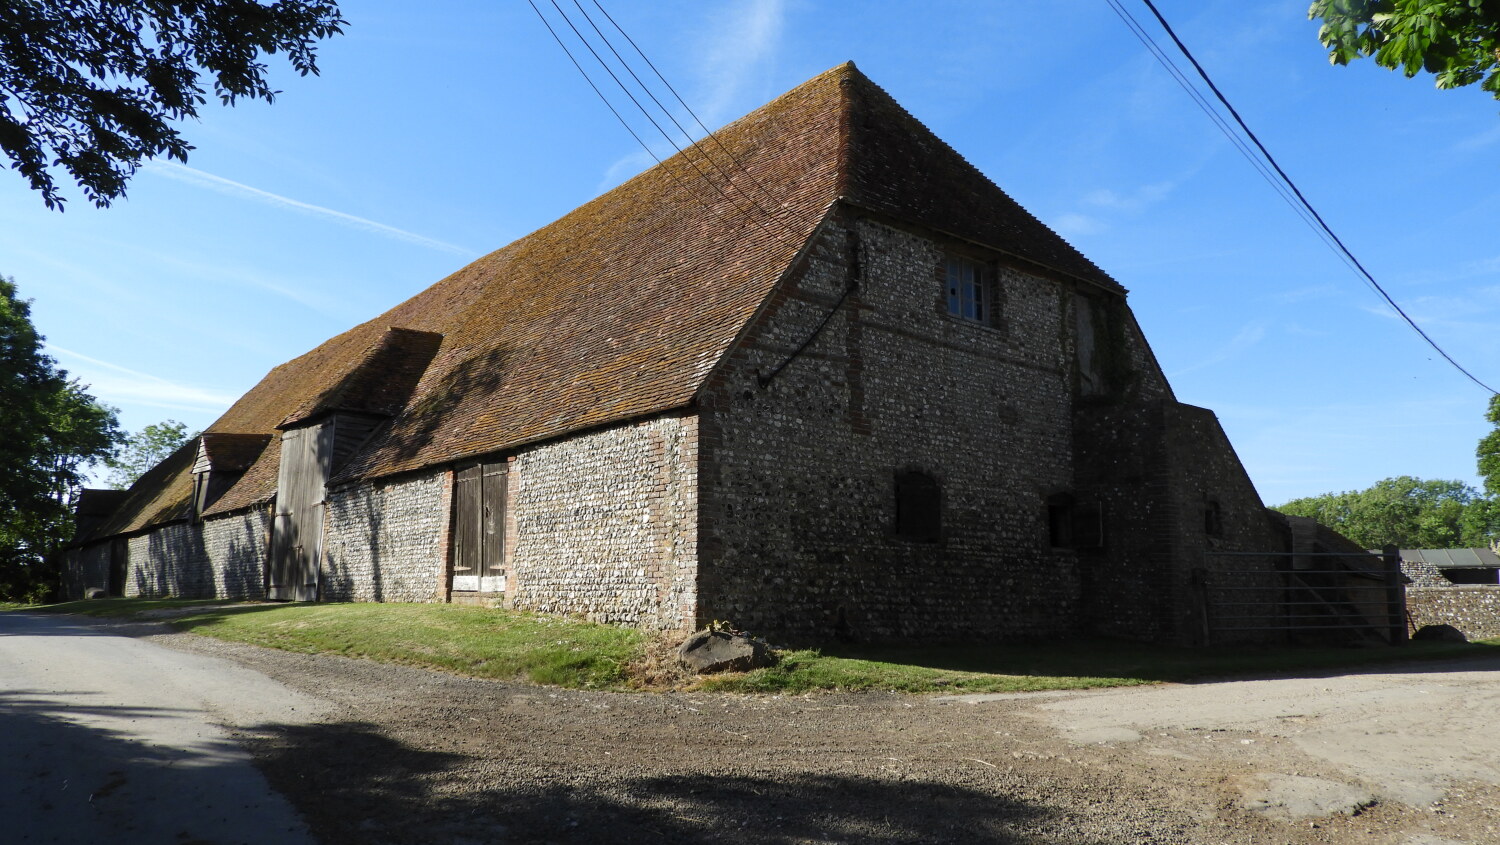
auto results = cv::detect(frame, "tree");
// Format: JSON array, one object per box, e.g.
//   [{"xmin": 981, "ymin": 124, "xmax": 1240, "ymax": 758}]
[
  {"xmin": 1309, "ymin": 1, "xmax": 1500, "ymax": 100},
  {"xmin": 103, "ymin": 419, "xmax": 197, "ymax": 489},
  {"xmin": 1478, "ymin": 393, "xmax": 1500, "ymax": 498},
  {"xmin": 0, "ymin": 275, "xmax": 121, "ymax": 601},
  {"xmin": 0, "ymin": 0, "xmax": 345, "ymax": 210},
  {"xmin": 1276, "ymin": 475, "xmax": 1490, "ymax": 548}
]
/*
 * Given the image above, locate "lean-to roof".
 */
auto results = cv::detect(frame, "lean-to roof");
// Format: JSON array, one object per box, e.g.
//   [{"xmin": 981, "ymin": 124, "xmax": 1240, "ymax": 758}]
[{"xmin": 86, "ymin": 62, "xmax": 1115, "ymax": 540}]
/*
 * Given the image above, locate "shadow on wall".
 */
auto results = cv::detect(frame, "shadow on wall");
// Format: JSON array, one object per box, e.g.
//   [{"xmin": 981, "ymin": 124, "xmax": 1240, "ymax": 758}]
[
  {"xmin": 324, "ymin": 498, "xmax": 387, "ymax": 606},
  {"xmin": 323, "ymin": 494, "xmax": 386, "ymax": 603},
  {"xmin": 251, "ymin": 720, "xmax": 1082, "ymax": 845},
  {"xmin": 373, "ymin": 345, "xmax": 513, "ymax": 470},
  {"xmin": 220, "ymin": 518, "xmax": 268, "ymax": 600}
]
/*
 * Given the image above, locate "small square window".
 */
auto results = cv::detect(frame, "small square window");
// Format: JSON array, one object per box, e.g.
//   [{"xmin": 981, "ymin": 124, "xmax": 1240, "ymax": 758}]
[{"xmin": 946, "ymin": 255, "xmax": 994, "ymax": 324}]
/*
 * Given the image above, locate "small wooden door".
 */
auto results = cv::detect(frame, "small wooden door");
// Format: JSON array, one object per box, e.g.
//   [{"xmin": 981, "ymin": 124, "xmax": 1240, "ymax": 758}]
[{"xmin": 451, "ymin": 461, "xmax": 507, "ymax": 593}]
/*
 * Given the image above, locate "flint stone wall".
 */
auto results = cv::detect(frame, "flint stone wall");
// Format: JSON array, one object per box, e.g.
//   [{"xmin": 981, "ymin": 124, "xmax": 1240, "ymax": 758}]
[
  {"xmin": 323, "ymin": 468, "xmax": 448, "ymax": 603},
  {"xmin": 63, "ymin": 543, "xmax": 111, "ymax": 598},
  {"xmin": 508, "ymin": 413, "xmax": 698, "ymax": 630},
  {"xmin": 698, "ymin": 214, "xmax": 1081, "ymax": 643},
  {"xmin": 122, "ymin": 507, "xmax": 270, "ymax": 599},
  {"xmin": 1407, "ymin": 585, "xmax": 1500, "ymax": 640}
]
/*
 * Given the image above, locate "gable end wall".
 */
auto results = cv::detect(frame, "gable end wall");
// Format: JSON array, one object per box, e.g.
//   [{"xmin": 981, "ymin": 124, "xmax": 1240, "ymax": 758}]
[{"xmin": 697, "ymin": 212, "xmax": 1081, "ymax": 642}]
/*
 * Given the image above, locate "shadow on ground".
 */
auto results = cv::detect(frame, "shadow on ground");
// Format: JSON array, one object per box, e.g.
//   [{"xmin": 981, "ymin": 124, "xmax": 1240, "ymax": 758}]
[
  {"xmin": 820, "ymin": 638, "xmax": 1500, "ymax": 685},
  {"xmin": 250, "ymin": 720, "xmax": 1085, "ymax": 845},
  {"xmin": 0, "ymin": 690, "xmax": 310, "ymax": 844}
]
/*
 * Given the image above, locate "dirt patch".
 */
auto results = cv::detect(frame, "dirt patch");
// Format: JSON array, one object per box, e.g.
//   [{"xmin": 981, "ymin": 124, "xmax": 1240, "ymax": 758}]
[{"xmin": 140, "ymin": 628, "xmax": 1500, "ymax": 844}]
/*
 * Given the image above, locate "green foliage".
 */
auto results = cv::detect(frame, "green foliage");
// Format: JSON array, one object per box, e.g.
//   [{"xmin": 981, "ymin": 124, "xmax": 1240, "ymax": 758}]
[
  {"xmin": 1309, "ymin": 0, "xmax": 1500, "ymax": 99},
  {"xmin": 1277, "ymin": 475, "xmax": 1493, "ymax": 548},
  {"xmin": 104, "ymin": 419, "xmax": 196, "ymax": 490},
  {"xmin": 0, "ymin": 275, "xmax": 121, "ymax": 601},
  {"xmin": 1478, "ymin": 394, "xmax": 1500, "ymax": 498},
  {"xmin": 0, "ymin": 0, "xmax": 345, "ymax": 209}
]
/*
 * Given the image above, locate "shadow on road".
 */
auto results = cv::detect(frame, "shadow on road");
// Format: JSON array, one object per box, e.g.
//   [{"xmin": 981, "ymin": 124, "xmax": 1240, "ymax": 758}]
[
  {"xmin": 0, "ymin": 690, "xmax": 310, "ymax": 844},
  {"xmin": 249, "ymin": 719, "xmax": 1084, "ymax": 845}
]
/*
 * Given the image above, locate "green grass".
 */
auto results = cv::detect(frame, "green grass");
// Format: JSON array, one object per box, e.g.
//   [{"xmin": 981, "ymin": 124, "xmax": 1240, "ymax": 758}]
[
  {"xmin": 701, "ymin": 637, "xmax": 1500, "ymax": 693},
  {"xmin": 29, "ymin": 597, "xmax": 241, "ymax": 618},
  {"xmin": 11, "ymin": 598, "xmax": 1499, "ymax": 693}
]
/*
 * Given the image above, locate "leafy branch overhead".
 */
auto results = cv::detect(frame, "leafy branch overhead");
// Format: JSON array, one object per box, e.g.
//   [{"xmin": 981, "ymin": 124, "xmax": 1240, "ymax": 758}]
[
  {"xmin": 0, "ymin": 0, "xmax": 345, "ymax": 210},
  {"xmin": 1310, "ymin": 0, "xmax": 1500, "ymax": 99}
]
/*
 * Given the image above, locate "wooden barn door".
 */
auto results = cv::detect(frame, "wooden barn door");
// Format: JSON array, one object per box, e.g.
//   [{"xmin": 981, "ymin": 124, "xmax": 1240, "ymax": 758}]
[
  {"xmin": 451, "ymin": 461, "xmax": 507, "ymax": 594},
  {"xmin": 269, "ymin": 424, "xmax": 334, "ymax": 601}
]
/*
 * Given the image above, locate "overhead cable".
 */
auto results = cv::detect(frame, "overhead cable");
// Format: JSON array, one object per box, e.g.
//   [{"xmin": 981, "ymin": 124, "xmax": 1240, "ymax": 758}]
[
  {"xmin": 1132, "ymin": 0, "xmax": 1496, "ymax": 394},
  {"xmin": 527, "ymin": 0, "xmax": 800, "ymax": 248},
  {"xmin": 1104, "ymin": 0, "xmax": 1359, "ymax": 278},
  {"xmin": 587, "ymin": 0, "xmax": 792, "ymax": 218},
  {"xmin": 568, "ymin": 0, "xmax": 798, "ymax": 237}
]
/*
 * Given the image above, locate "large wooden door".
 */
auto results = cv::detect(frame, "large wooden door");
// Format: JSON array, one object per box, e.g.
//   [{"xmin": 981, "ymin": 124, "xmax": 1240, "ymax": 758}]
[
  {"xmin": 451, "ymin": 461, "xmax": 507, "ymax": 593},
  {"xmin": 268, "ymin": 424, "xmax": 333, "ymax": 601}
]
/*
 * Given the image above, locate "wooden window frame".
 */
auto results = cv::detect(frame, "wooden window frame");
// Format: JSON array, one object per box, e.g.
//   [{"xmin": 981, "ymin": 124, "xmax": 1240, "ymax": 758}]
[{"xmin": 945, "ymin": 254, "xmax": 996, "ymax": 325}]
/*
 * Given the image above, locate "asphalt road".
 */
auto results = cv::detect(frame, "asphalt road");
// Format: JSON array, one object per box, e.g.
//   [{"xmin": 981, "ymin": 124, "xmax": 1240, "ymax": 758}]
[
  {"xmin": 6, "ymin": 609, "xmax": 1500, "ymax": 844},
  {"xmin": 0, "ymin": 611, "xmax": 326, "ymax": 845}
]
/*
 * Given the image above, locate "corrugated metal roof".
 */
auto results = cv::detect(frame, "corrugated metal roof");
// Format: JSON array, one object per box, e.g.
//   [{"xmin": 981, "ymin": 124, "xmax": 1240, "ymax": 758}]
[{"xmin": 1400, "ymin": 548, "xmax": 1500, "ymax": 569}]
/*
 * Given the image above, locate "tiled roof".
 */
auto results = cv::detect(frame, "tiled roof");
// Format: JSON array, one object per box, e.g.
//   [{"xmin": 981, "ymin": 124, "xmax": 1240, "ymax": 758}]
[
  {"xmin": 279, "ymin": 327, "xmax": 444, "ymax": 428},
  {"xmin": 74, "ymin": 488, "xmax": 130, "ymax": 518},
  {"xmin": 86, "ymin": 62, "xmax": 1119, "ymax": 541},
  {"xmin": 196, "ymin": 433, "xmax": 273, "ymax": 472}
]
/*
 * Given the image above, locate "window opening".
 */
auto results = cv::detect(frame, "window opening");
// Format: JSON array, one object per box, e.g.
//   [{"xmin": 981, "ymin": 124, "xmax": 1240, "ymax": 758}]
[
  {"xmin": 1047, "ymin": 493, "xmax": 1076, "ymax": 549},
  {"xmin": 1204, "ymin": 498, "xmax": 1224, "ymax": 538},
  {"xmin": 895, "ymin": 470, "xmax": 941, "ymax": 542},
  {"xmin": 946, "ymin": 255, "xmax": 994, "ymax": 324}
]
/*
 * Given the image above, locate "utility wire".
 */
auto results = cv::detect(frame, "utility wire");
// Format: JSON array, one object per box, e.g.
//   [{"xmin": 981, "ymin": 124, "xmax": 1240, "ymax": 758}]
[
  {"xmin": 566, "ymin": 0, "xmax": 802, "ymax": 240},
  {"xmin": 588, "ymin": 0, "xmax": 791, "ymax": 218},
  {"xmin": 534, "ymin": 0, "xmax": 799, "ymax": 249},
  {"xmin": 1104, "ymin": 0, "xmax": 1358, "ymax": 277},
  {"xmin": 524, "ymin": 1, "xmax": 775, "ymax": 244},
  {"xmin": 1135, "ymin": 0, "xmax": 1496, "ymax": 395}
]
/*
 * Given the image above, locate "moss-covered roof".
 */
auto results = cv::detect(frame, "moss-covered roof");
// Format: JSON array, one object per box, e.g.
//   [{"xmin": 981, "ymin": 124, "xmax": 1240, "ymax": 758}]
[{"xmin": 84, "ymin": 62, "xmax": 1116, "ymax": 541}]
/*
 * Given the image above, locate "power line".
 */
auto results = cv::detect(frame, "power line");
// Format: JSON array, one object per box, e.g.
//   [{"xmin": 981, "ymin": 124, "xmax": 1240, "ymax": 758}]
[
  {"xmin": 567, "ymin": 0, "xmax": 798, "ymax": 238},
  {"xmin": 587, "ymin": 0, "xmax": 791, "ymax": 219},
  {"xmin": 1133, "ymin": 0, "xmax": 1496, "ymax": 395},
  {"xmin": 1103, "ymin": 0, "xmax": 1360, "ymax": 279},
  {"xmin": 528, "ymin": 0, "xmax": 800, "ymax": 249}
]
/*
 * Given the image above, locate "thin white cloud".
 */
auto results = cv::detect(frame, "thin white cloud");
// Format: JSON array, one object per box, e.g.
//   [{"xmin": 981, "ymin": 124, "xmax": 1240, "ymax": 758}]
[
  {"xmin": 1050, "ymin": 212, "xmax": 1105, "ymax": 237},
  {"xmin": 1451, "ymin": 124, "xmax": 1500, "ymax": 153},
  {"xmin": 144, "ymin": 162, "xmax": 477, "ymax": 256},
  {"xmin": 122, "ymin": 246, "xmax": 361, "ymax": 322},
  {"xmin": 48, "ymin": 344, "xmax": 238, "ymax": 412},
  {"xmin": 1271, "ymin": 283, "xmax": 1340, "ymax": 305},
  {"xmin": 696, "ymin": 0, "xmax": 786, "ymax": 124},
  {"xmin": 1084, "ymin": 181, "xmax": 1177, "ymax": 212},
  {"xmin": 596, "ymin": 149, "xmax": 658, "ymax": 195},
  {"xmin": 1167, "ymin": 320, "xmax": 1268, "ymax": 379}
]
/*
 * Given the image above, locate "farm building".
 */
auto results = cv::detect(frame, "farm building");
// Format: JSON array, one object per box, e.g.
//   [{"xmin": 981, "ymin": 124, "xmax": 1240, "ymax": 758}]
[{"xmin": 66, "ymin": 63, "xmax": 1384, "ymax": 645}]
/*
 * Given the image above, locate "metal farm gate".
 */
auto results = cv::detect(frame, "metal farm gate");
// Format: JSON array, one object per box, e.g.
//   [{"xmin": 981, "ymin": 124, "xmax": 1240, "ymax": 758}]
[{"xmin": 1193, "ymin": 549, "xmax": 1407, "ymax": 647}]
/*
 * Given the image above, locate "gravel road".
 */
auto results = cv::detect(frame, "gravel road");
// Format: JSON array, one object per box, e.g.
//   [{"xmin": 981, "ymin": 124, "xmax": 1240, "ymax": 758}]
[{"xmin": 13, "ymin": 613, "xmax": 1500, "ymax": 844}]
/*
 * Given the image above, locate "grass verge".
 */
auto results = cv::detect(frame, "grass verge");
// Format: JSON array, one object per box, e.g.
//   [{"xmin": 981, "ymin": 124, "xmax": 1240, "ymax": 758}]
[{"xmin": 11, "ymin": 598, "xmax": 1499, "ymax": 693}]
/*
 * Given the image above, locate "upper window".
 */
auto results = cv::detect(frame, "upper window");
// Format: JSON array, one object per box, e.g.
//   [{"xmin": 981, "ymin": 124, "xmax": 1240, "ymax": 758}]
[
  {"xmin": 1203, "ymin": 498, "xmax": 1224, "ymax": 538},
  {"xmin": 946, "ymin": 255, "xmax": 994, "ymax": 324}
]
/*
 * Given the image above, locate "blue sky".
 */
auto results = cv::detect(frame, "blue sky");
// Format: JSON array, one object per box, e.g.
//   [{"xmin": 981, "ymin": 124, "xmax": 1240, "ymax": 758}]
[{"xmin": 4, "ymin": 0, "xmax": 1497, "ymax": 505}]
